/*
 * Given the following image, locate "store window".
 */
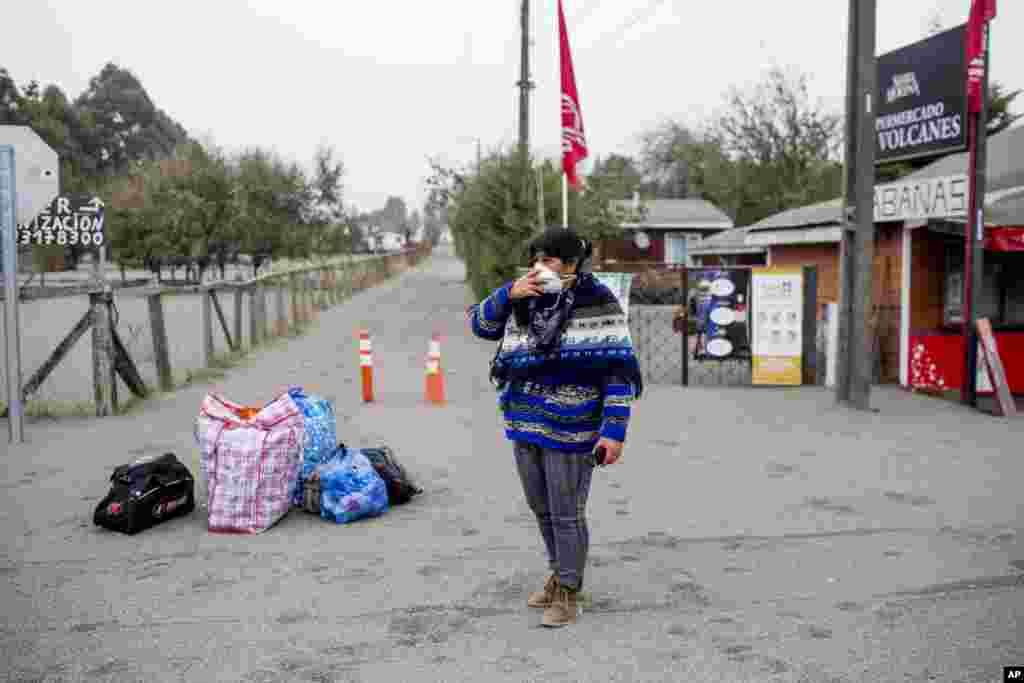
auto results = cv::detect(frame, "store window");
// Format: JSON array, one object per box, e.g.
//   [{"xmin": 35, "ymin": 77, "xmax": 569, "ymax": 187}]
[
  {"xmin": 944, "ymin": 243, "xmax": 1024, "ymax": 327},
  {"xmin": 665, "ymin": 233, "xmax": 702, "ymax": 266}
]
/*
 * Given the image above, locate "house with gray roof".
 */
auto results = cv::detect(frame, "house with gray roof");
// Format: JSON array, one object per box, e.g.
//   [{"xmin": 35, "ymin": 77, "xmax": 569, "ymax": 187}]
[
  {"xmin": 686, "ymin": 124, "xmax": 1024, "ymax": 390},
  {"xmin": 600, "ymin": 194, "xmax": 734, "ymax": 267}
]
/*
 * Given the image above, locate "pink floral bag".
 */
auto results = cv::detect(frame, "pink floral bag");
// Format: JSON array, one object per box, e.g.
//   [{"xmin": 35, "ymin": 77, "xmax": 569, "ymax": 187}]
[{"xmin": 195, "ymin": 392, "xmax": 304, "ymax": 534}]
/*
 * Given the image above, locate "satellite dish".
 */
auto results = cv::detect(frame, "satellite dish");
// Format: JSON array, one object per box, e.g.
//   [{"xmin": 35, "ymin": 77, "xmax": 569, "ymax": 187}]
[{"xmin": 633, "ymin": 231, "xmax": 650, "ymax": 250}]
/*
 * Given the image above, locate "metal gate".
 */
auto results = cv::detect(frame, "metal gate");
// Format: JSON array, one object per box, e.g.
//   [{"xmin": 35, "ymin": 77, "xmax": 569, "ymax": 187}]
[{"xmin": 622, "ymin": 265, "xmax": 818, "ymax": 387}]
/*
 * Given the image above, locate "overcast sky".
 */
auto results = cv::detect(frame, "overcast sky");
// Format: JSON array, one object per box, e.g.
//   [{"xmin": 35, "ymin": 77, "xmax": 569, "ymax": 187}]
[{"xmin": 7, "ymin": 0, "xmax": 1022, "ymax": 214}]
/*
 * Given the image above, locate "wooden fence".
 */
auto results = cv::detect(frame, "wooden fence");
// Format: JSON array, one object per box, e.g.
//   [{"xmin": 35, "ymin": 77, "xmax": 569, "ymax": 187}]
[{"xmin": 2, "ymin": 245, "xmax": 433, "ymax": 418}]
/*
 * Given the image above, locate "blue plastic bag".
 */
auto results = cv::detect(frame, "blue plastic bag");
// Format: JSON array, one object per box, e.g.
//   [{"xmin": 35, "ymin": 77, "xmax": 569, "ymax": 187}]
[
  {"xmin": 315, "ymin": 448, "xmax": 389, "ymax": 524},
  {"xmin": 288, "ymin": 387, "xmax": 337, "ymax": 507}
]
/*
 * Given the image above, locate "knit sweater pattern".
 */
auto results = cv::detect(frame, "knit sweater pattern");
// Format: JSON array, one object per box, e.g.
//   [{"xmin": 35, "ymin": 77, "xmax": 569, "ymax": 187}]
[{"xmin": 469, "ymin": 283, "xmax": 634, "ymax": 454}]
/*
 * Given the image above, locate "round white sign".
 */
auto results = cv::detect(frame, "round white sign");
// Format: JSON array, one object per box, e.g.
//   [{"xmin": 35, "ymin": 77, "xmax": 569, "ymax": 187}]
[
  {"xmin": 706, "ymin": 338, "xmax": 734, "ymax": 357},
  {"xmin": 710, "ymin": 307, "xmax": 735, "ymax": 326},
  {"xmin": 710, "ymin": 278, "xmax": 735, "ymax": 297}
]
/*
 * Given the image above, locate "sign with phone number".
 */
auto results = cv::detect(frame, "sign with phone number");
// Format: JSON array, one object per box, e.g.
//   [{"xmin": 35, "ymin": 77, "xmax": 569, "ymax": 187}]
[{"xmin": 17, "ymin": 194, "xmax": 105, "ymax": 247}]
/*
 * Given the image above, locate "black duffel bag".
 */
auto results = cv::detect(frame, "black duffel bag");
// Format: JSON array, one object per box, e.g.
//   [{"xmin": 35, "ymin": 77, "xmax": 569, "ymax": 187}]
[
  {"xmin": 93, "ymin": 453, "xmax": 195, "ymax": 535},
  {"xmin": 339, "ymin": 444, "xmax": 422, "ymax": 505}
]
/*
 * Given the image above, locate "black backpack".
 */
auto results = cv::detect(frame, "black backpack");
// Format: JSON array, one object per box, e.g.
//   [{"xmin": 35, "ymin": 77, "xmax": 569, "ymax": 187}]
[
  {"xmin": 93, "ymin": 453, "xmax": 195, "ymax": 535},
  {"xmin": 340, "ymin": 444, "xmax": 422, "ymax": 505}
]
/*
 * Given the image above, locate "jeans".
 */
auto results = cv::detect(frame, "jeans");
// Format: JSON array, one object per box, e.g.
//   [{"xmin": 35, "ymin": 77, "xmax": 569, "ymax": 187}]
[{"xmin": 513, "ymin": 441, "xmax": 596, "ymax": 591}]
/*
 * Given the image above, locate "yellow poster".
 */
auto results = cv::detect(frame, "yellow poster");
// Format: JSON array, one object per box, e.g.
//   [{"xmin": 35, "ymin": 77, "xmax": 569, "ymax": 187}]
[
  {"xmin": 752, "ymin": 356, "xmax": 802, "ymax": 385},
  {"xmin": 751, "ymin": 268, "xmax": 804, "ymax": 386}
]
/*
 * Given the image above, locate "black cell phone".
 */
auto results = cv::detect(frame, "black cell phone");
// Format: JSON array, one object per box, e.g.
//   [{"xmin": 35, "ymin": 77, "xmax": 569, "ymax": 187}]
[{"xmin": 593, "ymin": 446, "xmax": 607, "ymax": 467}]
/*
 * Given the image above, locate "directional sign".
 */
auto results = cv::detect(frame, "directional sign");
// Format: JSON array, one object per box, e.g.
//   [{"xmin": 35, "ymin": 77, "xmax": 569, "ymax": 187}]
[
  {"xmin": 0, "ymin": 125, "xmax": 60, "ymax": 226},
  {"xmin": 18, "ymin": 194, "xmax": 106, "ymax": 248},
  {"xmin": 0, "ymin": 146, "xmax": 14, "ymax": 275},
  {"xmin": 1, "ymin": 145, "xmax": 25, "ymax": 443}
]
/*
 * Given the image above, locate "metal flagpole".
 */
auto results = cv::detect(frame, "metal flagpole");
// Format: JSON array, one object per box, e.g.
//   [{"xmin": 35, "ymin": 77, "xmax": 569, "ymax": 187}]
[
  {"xmin": 562, "ymin": 172, "xmax": 569, "ymax": 228},
  {"xmin": 537, "ymin": 167, "xmax": 546, "ymax": 228}
]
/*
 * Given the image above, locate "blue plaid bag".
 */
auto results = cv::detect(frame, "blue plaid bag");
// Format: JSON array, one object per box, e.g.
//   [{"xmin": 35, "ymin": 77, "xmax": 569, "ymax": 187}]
[{"xmin": 288, "ymin": 387, "xmax": 337, "ymax": 507}]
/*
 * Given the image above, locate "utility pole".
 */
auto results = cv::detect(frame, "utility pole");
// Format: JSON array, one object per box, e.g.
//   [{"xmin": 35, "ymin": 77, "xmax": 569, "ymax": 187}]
[
  {"xmin": 836, "ymin": 0, "xmax": 877, "ymax": 411},
  {"xmin": 517, "ymin": 0, "xmax": 532, "ymax": 158}
]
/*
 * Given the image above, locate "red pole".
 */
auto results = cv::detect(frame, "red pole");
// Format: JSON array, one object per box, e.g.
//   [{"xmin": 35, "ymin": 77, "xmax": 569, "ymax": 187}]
[{"xmin": 962, "ymin": 113, "xmax": 979, "ymax": 404}]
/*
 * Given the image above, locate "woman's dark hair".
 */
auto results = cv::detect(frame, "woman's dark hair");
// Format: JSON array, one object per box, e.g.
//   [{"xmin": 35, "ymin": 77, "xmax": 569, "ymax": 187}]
[{"xmin": 527, "ymin": 227, "xmax": 593, "ymax": 266}]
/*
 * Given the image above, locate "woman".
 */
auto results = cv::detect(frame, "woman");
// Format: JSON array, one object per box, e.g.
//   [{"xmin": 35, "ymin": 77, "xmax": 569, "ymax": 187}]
[{"xmin": 467, "ymin": 227, "xmax": 642, "ymax": 628}]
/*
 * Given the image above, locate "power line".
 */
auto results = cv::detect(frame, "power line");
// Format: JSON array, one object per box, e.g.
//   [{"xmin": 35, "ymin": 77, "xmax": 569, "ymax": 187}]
[
  {"xmin": 582, "ymin": 0, "xmax": 670, "ymax": 52},
  {"xmin": 568, "ymin": 0, "xmax": 599, "ymax": 31}
]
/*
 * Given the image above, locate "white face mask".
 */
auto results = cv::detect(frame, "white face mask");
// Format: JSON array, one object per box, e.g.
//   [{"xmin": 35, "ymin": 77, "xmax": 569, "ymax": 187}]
[{"xmin": 533, "ymin": 264, "xmax": 563, "ymax": 294}]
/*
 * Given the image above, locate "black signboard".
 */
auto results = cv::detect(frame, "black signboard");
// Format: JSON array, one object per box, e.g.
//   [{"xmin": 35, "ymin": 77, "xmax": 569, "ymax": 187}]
[
  {"xmin": 876, "ymin": 24, "xmax": 967, "ymax": 164},
  {"xmin": 686, "ymin": 269, "xmax": 751, "ymax": 361},
  {"xmin": 16, "ymin": 193, "xmax": 106, "ymax": 247}
]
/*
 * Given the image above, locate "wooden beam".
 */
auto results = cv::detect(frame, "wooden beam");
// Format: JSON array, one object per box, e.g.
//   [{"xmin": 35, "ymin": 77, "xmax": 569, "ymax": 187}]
[
  {"xmin": 233, "ymin": 287, "xmax": 244, "ymax": 351},
  {"xmin": 249, "ymin": 287, "xmax": 261, "ymax": 347},
  {"xmin": 201, "ymin": 287, "xmax": 214, "ymax": 367},
  {"xmin": 209, "ymin": 289, "xmax": 235, "ymax": 351},
  {"xmin": 147, "ymin": 293, "xmax": 174, "ymax": 392},
  {"xmin": 90, "ymin": 293, "xmax": 115, "ymax": 417},
  {"xmin": 0, "ymin": 309, "xmax": 93, "ymax": 418},
  {"xmin": 976, "ymin": 318, "xmax": 1017, "ymax": 417},
  {"xmin": 110, "ymin": 325, "xmax": 150, "ymax": 399},
  {"xmin": 23, "ymin": 308, "xmax": 94, "ymax": 400}
]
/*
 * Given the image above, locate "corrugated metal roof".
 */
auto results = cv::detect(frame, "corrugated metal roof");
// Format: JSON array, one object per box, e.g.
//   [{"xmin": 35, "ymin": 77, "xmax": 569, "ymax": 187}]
[
  {"xmin": 689, "ymin": 226, "xmax": 766, "ymax": 254},
  {"xmin": 747, "ymin": 198, "xmax": 844, "ymax": 231},
  {"xmin": 900, "ymin": 123, "xmax": 1024, "ymax": 192},
  {"xmin": 614, "ymin": 198, "xmax": 733, "ymax": 229}
]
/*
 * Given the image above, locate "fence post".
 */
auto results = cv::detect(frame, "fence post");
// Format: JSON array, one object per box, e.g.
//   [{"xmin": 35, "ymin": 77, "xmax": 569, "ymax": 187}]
[
  {"xmin": 90, "ymin": 292, "xmax": 115, "ymax": 417},
  {"xmin": 276, "ymin": 282, "xmax": 288, "ymax": 336},
  {"xmin": 307, "ymin": 273, "xmax": 316, "ymax": 321},
  {"xmin": 202, "ymin": 288, "xmax": 214, "ymax": 368},
  {"xmin": 260, "ymin": 285, "xmax": 269, "ymax": 341},
  {"xmin": 249, "ymin": 286, "xmax": 261, "ymax": 347},
  {"xmin": 147, "ymin": 293, "xmax": 174, "ymax": 392},
  {"xmin": 289, "ymin": 274, "xmax": 300, "ymax": 327},
  {"xmin": 233, "ymin": 286, "xmax": 243, "ymax": 351},
  {"xmin": 314, "ymin": 269, "xmax": 323, "ymax": 310}
]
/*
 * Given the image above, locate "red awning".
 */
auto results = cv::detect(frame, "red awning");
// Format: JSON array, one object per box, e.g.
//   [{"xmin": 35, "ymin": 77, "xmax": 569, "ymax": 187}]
[{"xmin": 985, "ymin": 227, "xmax": 1024, "ymax": 252}]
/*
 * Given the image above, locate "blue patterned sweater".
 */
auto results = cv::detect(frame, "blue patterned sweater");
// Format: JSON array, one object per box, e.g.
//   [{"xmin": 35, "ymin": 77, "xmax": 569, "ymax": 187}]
[{"xmin": 469, "ymin": 282, "xmax": 635, "ymax": 454}]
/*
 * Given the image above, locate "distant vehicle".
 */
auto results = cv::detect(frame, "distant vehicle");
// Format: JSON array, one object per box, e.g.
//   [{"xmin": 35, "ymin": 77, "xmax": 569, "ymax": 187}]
[{"xmin": 376, "ymin": 232, "xmax": 406, "ymax": 252}]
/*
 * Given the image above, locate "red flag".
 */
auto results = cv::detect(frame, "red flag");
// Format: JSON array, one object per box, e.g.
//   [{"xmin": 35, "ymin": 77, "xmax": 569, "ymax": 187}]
[
  {"xmin": 559, "ymin": 0, "xmax": 588, "ymax": 189},
  {"xmin": 966, "ymin": 0, "xmax": 996, "ymax": 113}
]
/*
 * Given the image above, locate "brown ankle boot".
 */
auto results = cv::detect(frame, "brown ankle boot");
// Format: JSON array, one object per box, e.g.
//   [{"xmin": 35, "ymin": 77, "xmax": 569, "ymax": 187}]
[
  {"xmin": 541, "ymin": 584, "xmax": 578, "ymax": 627},
  {"xmin": 527, "ymin": 574, "xmax": 559, "ymax": 609}
]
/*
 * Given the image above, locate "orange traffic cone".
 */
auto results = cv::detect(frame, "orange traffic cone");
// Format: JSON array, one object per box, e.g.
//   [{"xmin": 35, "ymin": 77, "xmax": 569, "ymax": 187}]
[
  {"xmin": 425, "ymin": 332, "xmax": 446, "ymax": 405},
  {"xmin": 359, "ymin": 329, "xmax": 374, "ymax": 403}
]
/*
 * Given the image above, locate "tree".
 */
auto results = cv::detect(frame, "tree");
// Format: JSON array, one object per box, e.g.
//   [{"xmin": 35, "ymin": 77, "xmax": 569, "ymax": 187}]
[
  {"xmin": 422, "ymin": 206, "xmax": 444, "ymax": 246},
  {"xmin": 634, "ymin": 68, "xmax": 844, "ymax": 224},
  {"xmin": 74, "ymin": 63, "xmax": 189, "ymax": 178},
  {"xmin": 233, "ymin": 148, "xmax": 308, "ymax": 274},
  {"xmin": 711, "ymin": 67, "xmax": 844, "ymax": 224},
  {"xmin": 380, "ymin": 196, "xmax": 408, "ymax": 238},
  {"xmin": 306, "ymin": 144, "xmax": 349, "ymax": 255},
  {"xmin": 588, "ymin": 154, "xmax": 644, "ymax": 200},
  {"xmin": 987, "ymin": 82, "xmax": 1022, "ymax": 136},
  {"xmin": 636, "ymin": 121, "xmax": 702, "ymax": 198},
  {"xmin": 429, "ymin": 148, "xmax": 631, "ymax": 299},
  {"xmin": 406, "ymin": 209, "xmax": 422, "ymax": 244}
]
